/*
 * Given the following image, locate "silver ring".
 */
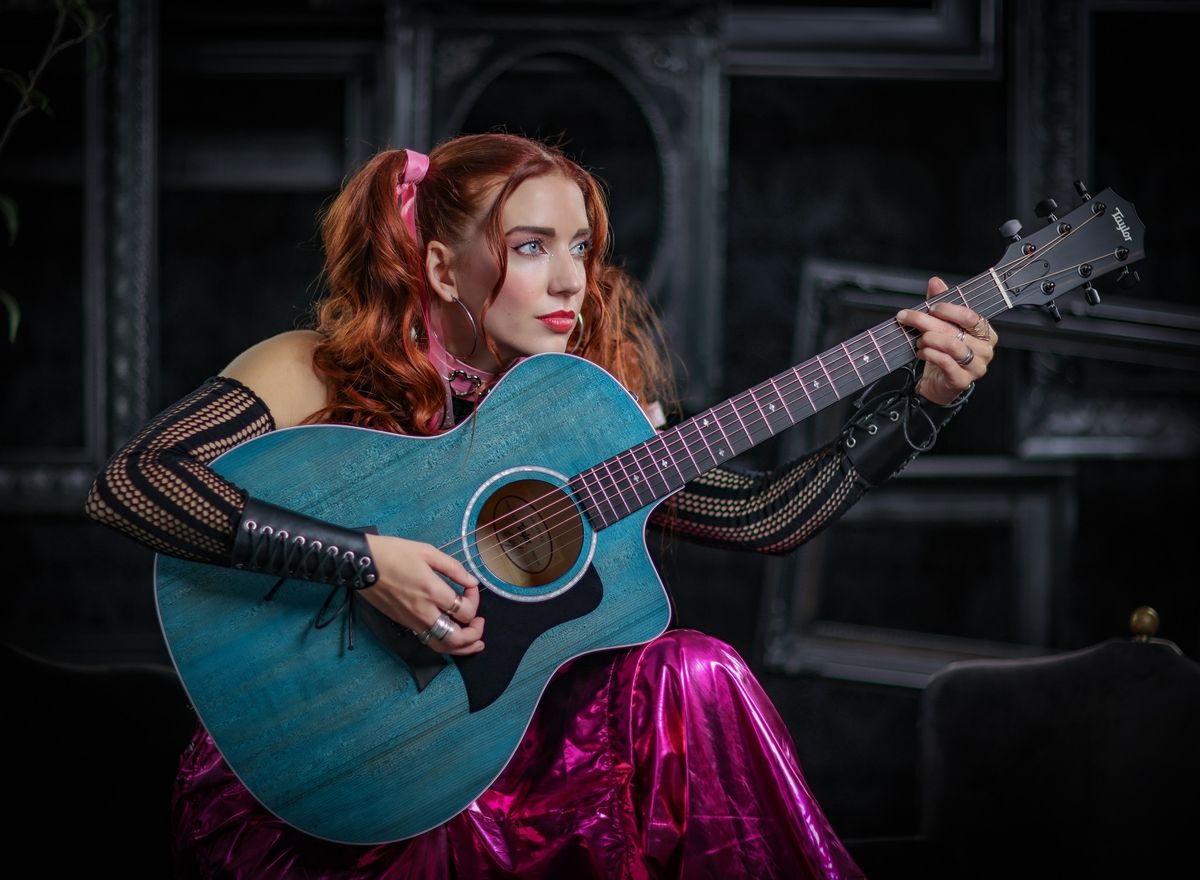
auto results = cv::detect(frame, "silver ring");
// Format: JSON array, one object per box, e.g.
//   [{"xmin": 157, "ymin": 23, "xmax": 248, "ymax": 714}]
[
  {"xmin": 956, "ymin": 345, "xmax": 975, "ymax": 367},
  {"xmin": 415, "ymin": 628, "xmax": 433, "ymax": 645},
  {"xmin": 444, "ymin": 595, "xmax": 463, "ymax": 617},
  {"xmin": 429, "ymin": 612, "xmax": 454, "ymax": 642},
  {"xmin": 956, "ymin": 327, "xmax": 965, "ymax": 342}
]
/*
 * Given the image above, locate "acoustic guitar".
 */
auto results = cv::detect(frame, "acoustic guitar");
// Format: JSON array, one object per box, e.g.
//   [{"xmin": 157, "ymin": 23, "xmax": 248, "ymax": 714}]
[{"xmin": 157, "ymin": 185, "xmax": 1144, "ymax": 843}]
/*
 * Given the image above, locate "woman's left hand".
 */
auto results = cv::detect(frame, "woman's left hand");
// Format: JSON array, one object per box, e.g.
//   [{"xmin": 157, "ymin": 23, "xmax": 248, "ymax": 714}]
[{"xmin": 896, "ymin": 276, "xmax": 999, "ymax": 406}]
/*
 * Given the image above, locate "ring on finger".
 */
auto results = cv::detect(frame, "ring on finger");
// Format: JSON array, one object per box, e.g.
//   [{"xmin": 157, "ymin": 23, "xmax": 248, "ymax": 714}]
[
  {"xmin": 956, "ymin": 327, "xmax": 965, "ymax": 342},
  {"xmin": 444, "ymin": 594, "xmax": 463, "ymax": 617},
  {"xmin": 415, "ymin": 627, "xmax": 433, "ymax": 645},
  {"xmin": 429, "ymin": 612, "xmax": 455, "ymax": 642},
  {"xmin": 956, "ymin": 344, "xmax": 975, "ymax": 367},
  {"xmin": 969, "ymin": 318, "xmax": 990, "ymax": 340}
]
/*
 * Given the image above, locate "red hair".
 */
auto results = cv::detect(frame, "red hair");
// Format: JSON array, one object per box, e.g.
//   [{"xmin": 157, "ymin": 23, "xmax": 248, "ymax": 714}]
[{"xmin": 307, "ymin": 133, "xmax": 676, "ymax": 434}]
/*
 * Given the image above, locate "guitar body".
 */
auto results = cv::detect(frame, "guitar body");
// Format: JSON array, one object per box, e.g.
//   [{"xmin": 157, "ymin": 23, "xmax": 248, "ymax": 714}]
[{"xmin": 156, "ymin": 354, "xmax": 672, "ymax": 844}]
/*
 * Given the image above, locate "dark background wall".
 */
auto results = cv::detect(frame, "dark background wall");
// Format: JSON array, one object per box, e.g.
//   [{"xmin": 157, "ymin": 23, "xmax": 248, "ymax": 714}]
[{"xmin": 2, "ymin": 0, "xmax": 1198, "ymax": 848}]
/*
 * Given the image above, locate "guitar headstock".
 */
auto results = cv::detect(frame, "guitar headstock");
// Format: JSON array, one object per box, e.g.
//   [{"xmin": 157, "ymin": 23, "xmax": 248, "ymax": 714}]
[{"xmin": 993, "ymin": 183, "xmax": 1145, "ymax": 320}]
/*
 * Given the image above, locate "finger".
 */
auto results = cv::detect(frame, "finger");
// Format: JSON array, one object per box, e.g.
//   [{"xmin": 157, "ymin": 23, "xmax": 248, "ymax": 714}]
[
  {"xmin": 423, "ymin": 546, "xmax": 480, "ymax": 590},
  {"xmin": 441, "ymin": 582, "xmax": 480, "ymax": 623},
  {"xmin": 928, "ymin": 301, "xmax": 982, "ymax": 331},
  {"xmin": 897, "ymin": 305, "xmax": 972, "ymax": 337},
  {"xmin": 428, "ymin": 616, "xmax": 486, "ymax": 656},
  {"xmin": 926, "ymin": 275, "xmax": 949, "ymax": 298},
  {"xmin": 916, "ymin": 330, "xmax": 977, "ymax": 365},
  {"xmin": 918, "ymin": 347, "xmax": 976, "ymax": 392}
]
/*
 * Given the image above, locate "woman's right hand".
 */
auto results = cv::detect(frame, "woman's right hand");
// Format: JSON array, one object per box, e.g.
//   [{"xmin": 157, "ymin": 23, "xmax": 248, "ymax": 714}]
[{"xmin": 360, "ymin": 534, "xmax": 485, "ymax": 655}]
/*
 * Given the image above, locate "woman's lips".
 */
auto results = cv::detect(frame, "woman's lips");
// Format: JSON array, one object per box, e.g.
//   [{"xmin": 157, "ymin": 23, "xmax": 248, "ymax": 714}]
[{"xmin": 537, "ymin": 311, "xmax": 576, "ymax": 333}]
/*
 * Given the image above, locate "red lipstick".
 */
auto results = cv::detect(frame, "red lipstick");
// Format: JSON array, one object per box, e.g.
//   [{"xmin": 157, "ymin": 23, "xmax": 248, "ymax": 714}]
[{"xmin": 537, "ymin": 310, "xmax": 576, "ymax": 333}]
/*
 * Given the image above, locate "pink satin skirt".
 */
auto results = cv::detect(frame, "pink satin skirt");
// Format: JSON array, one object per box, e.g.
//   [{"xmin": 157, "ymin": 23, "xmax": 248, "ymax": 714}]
[{"xmin": 172, "ymin": 630, "xmax": 864, "ymax": 879}]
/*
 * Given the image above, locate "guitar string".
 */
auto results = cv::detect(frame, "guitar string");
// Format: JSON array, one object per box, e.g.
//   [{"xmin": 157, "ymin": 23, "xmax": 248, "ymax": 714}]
[
  {"xmin": 433, "ymin": 212, "xmax": 1117, "ymax": 572},
  {"xmin": 439, "ymin": 240, "xmax": 1112, "ymax": 577}
]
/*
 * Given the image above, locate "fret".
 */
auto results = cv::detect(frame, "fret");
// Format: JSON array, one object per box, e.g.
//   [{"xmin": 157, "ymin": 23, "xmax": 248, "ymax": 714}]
[
  {"xmin": 767, "ymin": 376, "xmax": 795, "ymax": 423},
  {"xmin": 727, "ymin": 397, "xmax": 756, "ymax": 447},
  {"xmin": 569, "ymin": 475, "xmax": 601, "ymax": 527},
  {"xmin": 645, "ymin": 434, "xmax": 682, "ymax": 497},
  {"xmin": 613, "ymin": 448, "xmax": 654, "ymax": 508},
  {"xmin": 747, "ymin": 387, "xmax": 775, "ymax": 438},
  {"xmin": 794, "ymin": 366, "xmax": 817, "ymax": 412},
  {"xmin": 867, "ymin": 325, "xmax": 887, "ymax": 366},
  {"xmin": 709, "ymin": 406, "xmax": 734, "ymax": 462},
  {"xmin": 815, "ymin": 354, "xmax": 838, "ymax": 399},
  {"xmin": 842, "ymin": 341, "xmax": 864, "ymax": 385},
  {"xmin": 581, "ymin": 467, "xmax": 619, "ymax": 528},
  {"xmin": 599, "ymin": 459, "xmax": 633, "ymax": 518},
  {"xmin": 691, "ymin": 411, "xmax": 720, "ymax": 472},
  {"xmin": 672, "ymin": 423, "xmax": 703, "ymax": 483}
]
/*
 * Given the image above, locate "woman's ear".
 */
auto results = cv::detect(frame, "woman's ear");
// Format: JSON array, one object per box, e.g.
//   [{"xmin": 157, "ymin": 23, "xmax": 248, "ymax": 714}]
[{"xmin": 425, "ymin": 240, "xmax": 459, "ymax": 304}]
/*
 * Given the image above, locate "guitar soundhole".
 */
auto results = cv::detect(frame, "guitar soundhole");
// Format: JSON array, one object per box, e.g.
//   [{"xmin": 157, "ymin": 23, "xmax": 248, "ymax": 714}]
[{"xmin": 477, "ymin": 479, "xmax": 583, "ymax": 588}]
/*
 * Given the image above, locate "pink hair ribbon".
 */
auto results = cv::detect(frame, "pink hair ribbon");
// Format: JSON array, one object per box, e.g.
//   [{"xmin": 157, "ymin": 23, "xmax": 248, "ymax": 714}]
[{"xmin": 396, "ymin": 148, "xmax": 430, "ymax": 244}]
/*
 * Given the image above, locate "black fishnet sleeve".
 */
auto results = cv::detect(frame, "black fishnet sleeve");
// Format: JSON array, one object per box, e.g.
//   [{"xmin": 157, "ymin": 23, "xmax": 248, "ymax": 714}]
[
  {"xmin": 649, "ymin": 370, "xmax": 971, "ymax": 556},
  {"xmin": 84, "ymin": 376, "xmax": 274, "ymax": 563}
]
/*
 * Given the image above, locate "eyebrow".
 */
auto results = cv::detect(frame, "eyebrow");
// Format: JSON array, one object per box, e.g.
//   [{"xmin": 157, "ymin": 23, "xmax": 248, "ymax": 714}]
[{"xmin": 504, "ymin": 225, "xmax": 591, "ymax": 238}]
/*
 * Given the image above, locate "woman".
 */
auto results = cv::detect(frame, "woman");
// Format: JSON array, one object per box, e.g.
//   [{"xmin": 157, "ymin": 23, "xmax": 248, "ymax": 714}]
[{"xmin": 87, "ymin": 133, "xmax": 995, "ymax": 878}]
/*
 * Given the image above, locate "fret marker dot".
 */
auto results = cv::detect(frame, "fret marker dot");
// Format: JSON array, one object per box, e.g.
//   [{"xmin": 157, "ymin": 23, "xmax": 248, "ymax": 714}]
[
  {"xmin": 862, "ymin": 355, "xmax": 870, "ymax": 363},
  {"xmin": 768, "ymin": 403, "xmax": 776, "ymax": 413},
  {"xmin": 702, "ymin": 418, "xmax": 710, "ymax": 427},
  {"xmin": 813, "ymin": 380, "xmax": 820, "ymax": 389},
  {"xmin": 660, "ymin": 459, "xmax": 669, "ymax": 468},
  {"xmin": 633, "ymin": 475, "xmax": 640, "ymax": 483},
  {"xmin": 718, "ymin": 448, "xmax": 726, "ymax": 457}
]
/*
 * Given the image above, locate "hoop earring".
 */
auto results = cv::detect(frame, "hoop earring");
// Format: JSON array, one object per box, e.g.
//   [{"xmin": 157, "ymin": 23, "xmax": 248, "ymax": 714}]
[
  {"xmin": 444, "ymin": 297, "xmax": 478, "ymax": 359},
  {"xmin": 568, "ymin": 312, "xmax": 586, "ymax": 355}
]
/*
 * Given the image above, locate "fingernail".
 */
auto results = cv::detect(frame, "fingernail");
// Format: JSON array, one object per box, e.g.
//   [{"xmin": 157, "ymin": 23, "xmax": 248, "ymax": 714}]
[{"xmin": 897, "ymin": 310, "xmax": 908, "ymax": 321}]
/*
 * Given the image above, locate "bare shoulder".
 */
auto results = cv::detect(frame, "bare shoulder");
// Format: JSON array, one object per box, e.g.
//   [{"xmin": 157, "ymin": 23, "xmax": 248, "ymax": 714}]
[{"xmin": 220, "ymin": 330, "xmax": 329, "ymax": 429}]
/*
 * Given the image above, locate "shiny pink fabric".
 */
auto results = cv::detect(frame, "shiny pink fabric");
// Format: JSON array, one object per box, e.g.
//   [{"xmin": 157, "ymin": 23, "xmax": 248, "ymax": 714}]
[{"xmin": 173, "ymin": 630, "xmax": 864, "ymax": 879}]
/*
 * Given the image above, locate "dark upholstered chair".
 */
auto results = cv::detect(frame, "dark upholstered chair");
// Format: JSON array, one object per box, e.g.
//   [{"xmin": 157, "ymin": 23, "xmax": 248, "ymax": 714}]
[
  {"xmin": 2, "ymin": 642, "xmax": 195, "ymax": 876},
  {"xmin": 918, "ymin": 617, "xmax": 1200, "ymax": 878}
]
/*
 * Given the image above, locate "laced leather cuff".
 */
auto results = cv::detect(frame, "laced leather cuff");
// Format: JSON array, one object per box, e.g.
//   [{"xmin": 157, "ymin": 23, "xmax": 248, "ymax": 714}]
[
  {"xmin": 231, "ymin": 497, "xmax": 380, "ymax": 590},
  {"xmin": 842, "ymin": 365, "xmax": 972, "ymax": 488}
]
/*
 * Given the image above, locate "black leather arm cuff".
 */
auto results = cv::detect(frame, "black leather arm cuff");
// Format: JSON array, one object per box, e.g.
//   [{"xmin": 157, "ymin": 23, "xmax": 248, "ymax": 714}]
[
  {"xmin": 842, "ymin": 368, "xmax": 972, "ymax": 488},
  {"xmin": 231, "ymin": 497, "xmax": 380, "ymax": 590}
]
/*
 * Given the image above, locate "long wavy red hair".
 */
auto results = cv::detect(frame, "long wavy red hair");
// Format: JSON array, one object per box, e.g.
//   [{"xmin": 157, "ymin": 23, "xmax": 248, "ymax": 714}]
[{"xmin": 307, "ymin": 133, "xmax": 675, "ymax": 434}]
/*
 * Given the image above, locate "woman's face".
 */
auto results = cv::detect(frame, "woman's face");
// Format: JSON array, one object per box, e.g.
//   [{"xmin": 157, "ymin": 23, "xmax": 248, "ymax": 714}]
[{"xmin": 443, "ymin": 173, "xmax": 590, "ymax": 372}]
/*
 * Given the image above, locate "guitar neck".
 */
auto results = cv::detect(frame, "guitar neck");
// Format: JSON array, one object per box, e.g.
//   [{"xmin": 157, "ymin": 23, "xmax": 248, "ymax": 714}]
[{"xmin": 571, "ymin": 272, "xmax": 1011, "ymax": 530}]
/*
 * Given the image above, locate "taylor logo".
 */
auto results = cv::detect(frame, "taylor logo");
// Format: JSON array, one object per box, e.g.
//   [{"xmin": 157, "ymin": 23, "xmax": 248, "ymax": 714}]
[{"xmin": 1112, "ymin": 206, "xmax": 1133, "ymax": 242}]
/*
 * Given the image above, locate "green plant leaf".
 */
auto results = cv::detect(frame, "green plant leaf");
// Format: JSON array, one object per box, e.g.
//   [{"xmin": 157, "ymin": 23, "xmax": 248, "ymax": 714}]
[
  {"xmin": 0, "ymin": 194, "xmax": 16, "ymax": 245},
  {"xmin": 0, "ymin": 290, "xmax": 20, "ymax": 344}
]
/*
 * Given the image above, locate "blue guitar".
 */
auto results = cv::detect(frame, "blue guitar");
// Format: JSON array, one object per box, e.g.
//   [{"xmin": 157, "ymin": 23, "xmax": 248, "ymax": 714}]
[{"xmin": 156, "ymin": 187, "xmax": 1143, "ymax": 843}]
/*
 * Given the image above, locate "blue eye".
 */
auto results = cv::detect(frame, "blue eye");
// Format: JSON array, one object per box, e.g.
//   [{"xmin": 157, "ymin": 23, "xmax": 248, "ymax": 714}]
[
  {"xmin": 514, "ymin": 240, "xmax": 547, "ymax": 256},
  {"xmin": 570, "ymin": 240, "xmax": 591, "ymax": 257}
]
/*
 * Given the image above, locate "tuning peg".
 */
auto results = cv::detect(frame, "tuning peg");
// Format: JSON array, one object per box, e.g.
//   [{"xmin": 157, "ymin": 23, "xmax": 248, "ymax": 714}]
[
  {"xmin": 1117, "ymin": 268, "xmax": 1141, "ymax": 290},
  {"xmin": 1083, "ymin": 282, "xmax": 1101, "ymax": 306},
  {"xmin": 1045, "ymin": 301, "xmax": 1063, "ymax": 323},
  {"xmin": 999, "ymin": 219, "xmax": 1023, "ymax": 241},
  {"xmin": 1035, "ymin": 198, "xmax": 1059, "ymax": 223},
  {"xmin": 1074, "ymin": 180, "xmax": 1092, "ymax": 201}
]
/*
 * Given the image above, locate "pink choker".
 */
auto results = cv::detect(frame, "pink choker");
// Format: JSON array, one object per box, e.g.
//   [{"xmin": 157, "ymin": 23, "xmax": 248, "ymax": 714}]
[{"xmin": 425, "ymin": 321, "xmax": 495, "ymax": 402}]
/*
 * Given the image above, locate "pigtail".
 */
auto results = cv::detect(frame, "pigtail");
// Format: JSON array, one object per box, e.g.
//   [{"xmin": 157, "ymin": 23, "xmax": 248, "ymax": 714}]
[{"xmin": 307, "ymin": 150, "xmax": 447, "ymax": 434}]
